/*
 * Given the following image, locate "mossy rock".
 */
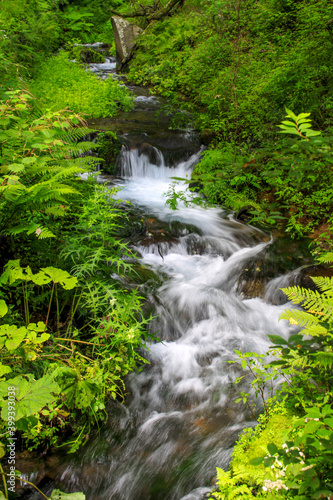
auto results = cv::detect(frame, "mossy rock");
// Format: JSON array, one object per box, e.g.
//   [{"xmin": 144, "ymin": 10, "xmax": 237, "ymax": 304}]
[
  {"xmin": 68, "ymin": 46, "xmax": 106, "ymax": 64},
  {"xmin": 96, "ymin": 132, "xmax": 122, "ymax": 174},
  {"xmin": 231, "ymin": 413, "xmax": 292, "ymax": 486},
  {"xmin": 79, "ymin": 48, "xmax": 105, "ymax": 64}
]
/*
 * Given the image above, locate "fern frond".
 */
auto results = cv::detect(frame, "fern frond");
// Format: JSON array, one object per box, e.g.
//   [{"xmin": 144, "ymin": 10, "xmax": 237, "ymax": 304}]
[
  {"xmin": 280, "ymin": 308, "xmax": 320, "ymax": 328},
  {"xmin": 301, "ymin": 323, "xmax": 328, "ymax": 337},
  {"xmin": 317, "ymin": 253, "xmax": 333, "ymax": 265},
  {"xmin": 281, "ymin": 286, "xmax": 321, "ymax": 308},
  {"xmin": 37, "ymin": 227, "xmax": 56, "ymax": 239},
  {"xmin": 312, "ymin": 351, "xmax": 333, "ymax": 369},
  {"xmin": 311, "ymin": 276, "xmax": 333, "ymax": 295},
  {"xmin": 51, "ymin": 167, "xmax": 85, "ymax": 181}
]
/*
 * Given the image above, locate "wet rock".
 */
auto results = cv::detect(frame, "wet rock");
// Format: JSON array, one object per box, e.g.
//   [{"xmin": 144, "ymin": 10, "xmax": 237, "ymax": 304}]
[
  {"xmin": 80, "ymin": 47, "xmax": 105, "ymax": 63},
  {"xmin": 239, "ymin": 277, "xmax": 267, "ymax": 299},
  {"xmin": 138, "ymin": 142, "xmax": 162, "ymax": 165},
  {"xmin": 199, "ymin": 129, "xmax": 216, "ymax": 146},
  {"xmin": 236, "ymin": 205, "xmax": 253, "ymax": 223},
  {"xmin": 111, "ymin": 16, "xmax": 143, "ymax": 66},
  {"xmin": 237, "ymin": 235, "xmax": 313, "ymax": 300},
  {"xmin": 293, "ymin": 264, "xmax": 333, "ymax": 291}
]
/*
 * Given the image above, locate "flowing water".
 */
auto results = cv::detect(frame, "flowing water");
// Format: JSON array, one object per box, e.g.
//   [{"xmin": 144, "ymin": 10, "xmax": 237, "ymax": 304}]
[{"xmin": 19, "ymin": 52, "xmax": 312, "ymax": 500}]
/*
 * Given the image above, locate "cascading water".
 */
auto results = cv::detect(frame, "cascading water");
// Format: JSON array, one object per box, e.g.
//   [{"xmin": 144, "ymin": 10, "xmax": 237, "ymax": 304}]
[
  {"xmin": 40, "ymin": 146, "xmax": 299, "ymax": 500},
  {"xmin": 20, "ymin": 48, "xmax": 311, "ymax": 500}
]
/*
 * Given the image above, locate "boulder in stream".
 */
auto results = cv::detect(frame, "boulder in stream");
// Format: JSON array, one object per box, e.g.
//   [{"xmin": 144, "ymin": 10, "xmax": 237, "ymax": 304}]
[{"xmin": 111, "ymin": 16, "xmax": 143, "ymax": 66}]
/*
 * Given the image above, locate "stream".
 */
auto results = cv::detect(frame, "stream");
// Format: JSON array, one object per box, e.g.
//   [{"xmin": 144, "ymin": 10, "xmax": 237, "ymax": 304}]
[{"xmin": 19, "ymin": 50, "xmax": 313, "ymax": 500}]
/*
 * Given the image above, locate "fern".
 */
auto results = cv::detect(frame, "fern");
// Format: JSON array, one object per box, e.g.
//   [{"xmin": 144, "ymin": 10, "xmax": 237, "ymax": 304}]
[
  {"xmin": 316, "ymin": 253, "xmax": 333, "ymax": 265},
  {"xmin": 0, "ymin": 91, "xmax": 98, "ymax": 237},
  {"xmin": 279, "ymin": 308, "xmax": 320, "ymax": 329},
  {"xmin": 311, "ymin": 276, "xmax": 333, "ymax": 294},
  {"xmin": 213, "ymin": 468, "xmax": 259, "ymax": 499}
]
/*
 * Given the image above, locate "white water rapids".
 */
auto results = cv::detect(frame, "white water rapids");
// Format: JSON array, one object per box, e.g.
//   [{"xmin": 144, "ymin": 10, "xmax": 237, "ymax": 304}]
[{"xmin": 51, "ymin": 146, "xmax": 298, "ymax": 500}]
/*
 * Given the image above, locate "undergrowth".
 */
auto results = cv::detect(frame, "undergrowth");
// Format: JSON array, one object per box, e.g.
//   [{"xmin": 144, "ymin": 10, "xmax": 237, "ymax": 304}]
[{"xmin": 30, "ymin": 51, "xmax": 133, "ymax": 118}]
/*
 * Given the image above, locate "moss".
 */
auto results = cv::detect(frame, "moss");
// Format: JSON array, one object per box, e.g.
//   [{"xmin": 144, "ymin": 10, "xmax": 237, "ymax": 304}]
[
  {"xmin": 231, "ymin": 413, "xmax": 292, "ymax": 487},
  {"xmin": 96, "ymin": 131, "xmax": 122, "ymax": 174},
  {"xmin": 68, "ymin": 46, "xmax": 106, "ymax": 64}
]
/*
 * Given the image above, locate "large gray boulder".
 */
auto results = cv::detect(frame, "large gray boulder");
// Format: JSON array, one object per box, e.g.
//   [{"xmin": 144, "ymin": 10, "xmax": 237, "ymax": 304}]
[{"xmin": 111, "ymin": 16, "xmax": 143, "ymax": 66}]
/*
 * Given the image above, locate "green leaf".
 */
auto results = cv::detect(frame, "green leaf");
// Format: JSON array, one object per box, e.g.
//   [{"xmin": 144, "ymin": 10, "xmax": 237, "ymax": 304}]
[
  {"xmin": 31, "ymin": 271, "xmax": 52, "ymax": 285},
  {"xmin": 1, "ymin": 374, "xmax": 60, "ymax": 420},
  {"xmin": 264, "ymin": 456, "xmax": 275, "ymax": 467},
  {"xmin": 324, "ymin": 418, "xmax": 333, "ymax": 427},
  {"xmin": 285, "ymin": 108, "xmax": 298, "ymax": 121},
  {"xmin": 249, "ymin": 457, "xmax": 264, "ymax": 466},
  {"xmin": 4, "ymin": 325, "xmax": 27, "ymax": 351},
  {"xmin": 281, "ymin": 121, "xmax": 297, "ymax": 127},
  {"xmin": 268, "ymin": 334, "xmax": 288, "ymax": 345},
  {"xmin": 298, "ymin": 118, "xmax": 312, "ymax": 125},
  {"xmin": 297, "ymin": 113, "xmax": 311, "ymax": 119},
  {"xmin": 0, "ymin": 300, "xmax": 8, "ymax": 318},
  {"xmin": 0, "ymin": 363, "xmax": 12, "ymax": 377},
  {"xmin": 41, "ymin": 267, "xmax": 77, "ymax": 290},
  {"xmin": 267, "ymin": 443, "xmax": 278, "ymax": 455},
  {"xmin": 302, "ymin": 420, "xmax": 323, "ymax": 435},
  {"xmin": 279, "ymin": 129, "xmax": 302, "ymax": 136},
  {"xmin": 278, "ymin": 124, "xmax": 295, "ymax": 130},
  {"xmin": 305, "ymin": 130, "xmax": 321, "ymax": 137},
  {"xmin": 298, "ymin": 123, "xmax": 312, "ymax": 131},
  {"xmin": 50, "ymin": 489, "xmax": 85, "ymax": 499}
]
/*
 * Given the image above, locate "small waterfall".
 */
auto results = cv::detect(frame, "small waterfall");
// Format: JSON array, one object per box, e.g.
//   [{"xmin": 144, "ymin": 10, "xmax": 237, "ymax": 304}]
[{"xmin": 118, "ymin": 146, "xmax": 201, "ymax": 180}]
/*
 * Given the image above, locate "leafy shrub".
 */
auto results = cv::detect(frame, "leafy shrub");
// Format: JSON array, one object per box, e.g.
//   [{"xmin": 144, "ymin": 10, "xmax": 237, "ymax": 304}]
[{"xmin": 0, "ymin": 90, "xmax": 96, "ymax": 239}]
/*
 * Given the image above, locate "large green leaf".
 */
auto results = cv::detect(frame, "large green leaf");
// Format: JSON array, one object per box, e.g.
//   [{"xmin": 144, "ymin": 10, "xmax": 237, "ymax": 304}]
[
  {"xmin": 0, "ymin": 300, "xmax": 8, "ymax": 318},
  {"xmin": 41, "ymin": 267, "xmax": 78, "ymax": 289},
  {"xmin": 0, "ymin": 362, "xmax": 12, "ymax": 377},
  {"xmin": 50, "ymin": 490, "xmax": 85, "ymax": 499},
  {"xmin": 0, "ymin": 324, "xmax": 27, "ymax": 351},
  {"xmin": 1, "ymin": 374, "xmax": 60, "ymax": 420}
]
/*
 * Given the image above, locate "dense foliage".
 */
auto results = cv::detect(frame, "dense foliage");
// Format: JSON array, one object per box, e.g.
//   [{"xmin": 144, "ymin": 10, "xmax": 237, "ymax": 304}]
[
  {"xmin": 167, "ymin": 110, "xmax": 333, "ymax": 245},
  {"xmin": 128, "ymin": 0, "xmax": 333, "ymax": 138},
  {"xmin": 0, "ymin": 2, "xmax": 146, "ymax": 495},
  {"xmin": 30, "ymin": 51, "xmax": 133, "ymax": 117},
  {"xmin": 211, "ymin": 255, "xmax": 333, "ymax": 499}
]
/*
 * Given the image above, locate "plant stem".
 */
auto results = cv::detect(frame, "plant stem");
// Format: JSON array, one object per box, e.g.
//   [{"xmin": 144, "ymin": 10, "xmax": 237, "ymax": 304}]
[
  {"xmin": 0, "ymin": 472, "xmax": 49, "ymax": 500},
  {"xmin": 44, "ymin": 281, "xmax": 55, "ymax": 333},
  {"xmin": 54, "ymin": 338, "xmax": 107, "ymax": 346},
  {"xmin": 55, "ymin": 283, "xmax": 60, "ymax": 332},
  {"xmin": 0, "ymin": 464, "xmax": 8, "ymax": 499}
]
